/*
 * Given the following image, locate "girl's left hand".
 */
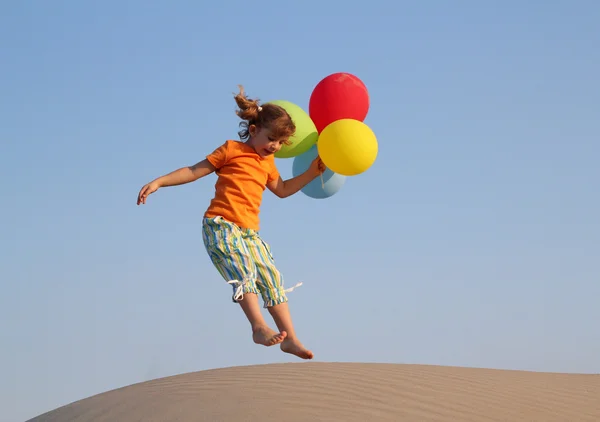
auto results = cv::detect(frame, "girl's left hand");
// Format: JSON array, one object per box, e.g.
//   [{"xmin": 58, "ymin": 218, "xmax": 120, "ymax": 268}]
[{"xmin": 309, "ymin": 156, "xmax": 326, "ymax": 176}]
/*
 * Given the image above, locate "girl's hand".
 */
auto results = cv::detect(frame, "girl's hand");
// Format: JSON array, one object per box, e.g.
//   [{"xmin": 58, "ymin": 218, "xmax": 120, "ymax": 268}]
[
  {"xmin": 309, "ymin": 156, "xmax": 326, "ymax": 177},
  {"xmin": 137, "ymin": 181, "xmax": 160, "ymax": 205}
]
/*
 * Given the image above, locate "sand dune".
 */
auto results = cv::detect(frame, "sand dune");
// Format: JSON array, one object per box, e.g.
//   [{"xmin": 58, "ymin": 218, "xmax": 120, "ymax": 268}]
[{"xmin": 28, "ymin": 362, "xmax": 600, "ymax": 421}]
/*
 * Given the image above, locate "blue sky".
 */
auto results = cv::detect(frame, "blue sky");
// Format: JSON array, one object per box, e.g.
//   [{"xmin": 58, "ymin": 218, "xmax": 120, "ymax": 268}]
[{"xmin": 2, "ymin": 1, "xmax": 599, "ymax": 421}]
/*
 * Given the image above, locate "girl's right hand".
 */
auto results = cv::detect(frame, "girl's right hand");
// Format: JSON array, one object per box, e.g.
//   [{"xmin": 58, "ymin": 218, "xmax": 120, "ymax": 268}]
[{"xmin": 137, "ymin": 181, "xmax": 160, "ymax": 205}]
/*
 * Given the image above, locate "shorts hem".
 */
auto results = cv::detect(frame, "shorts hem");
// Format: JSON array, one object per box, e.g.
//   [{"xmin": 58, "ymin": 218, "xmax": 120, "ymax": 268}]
[{"xmin": 262, "ymin": 293, "xmax": 288, "ymax": 308}]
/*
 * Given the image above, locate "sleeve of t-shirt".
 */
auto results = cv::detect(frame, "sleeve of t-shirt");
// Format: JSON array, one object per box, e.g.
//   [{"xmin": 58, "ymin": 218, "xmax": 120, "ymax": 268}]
[
  {"xmin": 206, "ymin": 141, "xmax": 230, "ymax": 169},
  {"xmin": 267, "ymin": 158, "xmax": 280, "ymax": 183}
]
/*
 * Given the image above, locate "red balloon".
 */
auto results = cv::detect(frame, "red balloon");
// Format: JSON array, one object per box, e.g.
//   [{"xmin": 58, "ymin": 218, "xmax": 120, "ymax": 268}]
[{"xmin": 309, "ymin": 72, "xmax": 370, "ymax": 133}]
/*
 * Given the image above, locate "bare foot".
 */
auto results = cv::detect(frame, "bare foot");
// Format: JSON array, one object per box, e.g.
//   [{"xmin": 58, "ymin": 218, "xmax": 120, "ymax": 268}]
[
  {"xmin": 281, "ymin": 338, "xmax": 314, "ymax": 359},
  {"xmin": 252, "ymin": 325, "xmax": 287, "ymax": 346}
]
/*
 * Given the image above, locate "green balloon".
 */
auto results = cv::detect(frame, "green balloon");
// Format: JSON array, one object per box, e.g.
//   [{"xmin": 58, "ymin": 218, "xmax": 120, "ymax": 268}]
[{"xmin": 267, "ymin": 100, "xmax": 318, "ymax": 159}]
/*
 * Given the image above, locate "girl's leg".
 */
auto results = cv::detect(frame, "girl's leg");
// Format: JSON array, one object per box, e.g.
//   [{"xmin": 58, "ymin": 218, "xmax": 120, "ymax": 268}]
[
  {"xmin": 238, "ymin": 292, "xmax": 287, "ymax": 347},
  {"xmin": 202, "ymin": 217, "xmax": 283, "ymax": 347},
  {"xmin": 242, "ymin": 231, "xmax": 314, "ymax": 360},
  {"xmin": 268, "ymin": 303, "xmax": 314, "ymax": 359}
]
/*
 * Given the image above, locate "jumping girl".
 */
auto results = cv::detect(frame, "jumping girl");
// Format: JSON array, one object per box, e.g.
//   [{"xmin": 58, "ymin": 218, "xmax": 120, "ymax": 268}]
[{"xmin": 136, "ymin": 86, "xmax": 325, "ymax": 359}]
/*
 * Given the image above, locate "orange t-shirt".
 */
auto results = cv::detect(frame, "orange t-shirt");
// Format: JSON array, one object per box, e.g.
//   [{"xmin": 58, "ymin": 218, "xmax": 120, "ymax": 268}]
[{"xmin": 204, "ymin": 140, "xmax": 280, "ymax": 231}]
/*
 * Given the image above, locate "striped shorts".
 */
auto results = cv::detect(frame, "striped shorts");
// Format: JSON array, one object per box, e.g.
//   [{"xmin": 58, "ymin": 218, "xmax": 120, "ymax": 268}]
[{"xmin": 201, "ymin": 216, "xmax": 300, "ymax": 308}]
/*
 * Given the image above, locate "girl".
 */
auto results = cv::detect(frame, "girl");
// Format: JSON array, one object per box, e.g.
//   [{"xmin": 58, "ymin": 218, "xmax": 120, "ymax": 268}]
[{"xmin": 136, "ymin": 86, "xmax": 324, "ymax": 360}]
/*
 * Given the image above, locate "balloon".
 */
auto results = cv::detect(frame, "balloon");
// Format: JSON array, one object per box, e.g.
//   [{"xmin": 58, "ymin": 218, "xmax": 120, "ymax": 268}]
[
  {"xmin": 309, "ymin": 72, "xmax": 370, "ymax": 133},
  {"xmin": 292, "ymin": 145, "xmax": 346, "ymax": 199},
  {"xmin": 266, "ymin": 100, "xmax": 318, "ymax": 159},
  {"xmin": 317, "ymin": 119, "xmax": 378, "ymax": 176}
]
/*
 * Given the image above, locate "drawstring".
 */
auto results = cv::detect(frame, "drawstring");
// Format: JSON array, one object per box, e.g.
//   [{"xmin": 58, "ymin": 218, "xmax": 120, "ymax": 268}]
[
  {"xmin": 227, "ymin": 274, "xmax": 254, "ymax": 301},
  {"xmin": 228, "ymin": 279, "xmax": 244, "ymax": 301},
  {"xmin": 284, "ymin": 281, "xmax": 303, "ymax": 294},
  {"xmin": 227, "ymin": 278, "xmax": 303, "ymax": 302}
]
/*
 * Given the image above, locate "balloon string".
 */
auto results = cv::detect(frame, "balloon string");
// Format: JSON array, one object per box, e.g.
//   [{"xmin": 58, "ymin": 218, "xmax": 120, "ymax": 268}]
[{"xmin": 320, "ymin": 173, "xmax": 324, "ymax": 189}]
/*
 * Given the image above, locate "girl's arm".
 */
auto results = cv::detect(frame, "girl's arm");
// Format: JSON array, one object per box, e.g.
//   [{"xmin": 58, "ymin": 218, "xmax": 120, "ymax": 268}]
[
  {"xmin": 266, "ymin": 157, "xmax": 325, "ymax": 198},
  {"xmin": 137, "ymin": 159, "xmax": 216, "ymax": 205},
  {"xmin": 154, "ymin": 159, "xmax": 216, "ymax": 188},
  {"xmin": 267, "ymin": 171, "xmax": 317, "ymax": 199}
]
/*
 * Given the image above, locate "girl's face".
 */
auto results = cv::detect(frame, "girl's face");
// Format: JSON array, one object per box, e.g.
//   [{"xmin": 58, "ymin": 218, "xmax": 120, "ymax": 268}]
[{"xmin": 248, "ymin": 125, "xmax": 289, "ymax": 157}]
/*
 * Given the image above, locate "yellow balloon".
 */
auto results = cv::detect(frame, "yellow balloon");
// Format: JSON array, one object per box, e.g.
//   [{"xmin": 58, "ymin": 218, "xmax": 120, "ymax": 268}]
[{"xmin": 317, "ymin": 119, "xmax": 378, "ymax": 176}]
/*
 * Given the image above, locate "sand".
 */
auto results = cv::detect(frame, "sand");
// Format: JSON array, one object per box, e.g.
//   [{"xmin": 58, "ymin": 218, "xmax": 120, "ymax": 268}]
[{"xmin": 27, "ymin": 362, "xmax": 600, "ymax": 421}]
